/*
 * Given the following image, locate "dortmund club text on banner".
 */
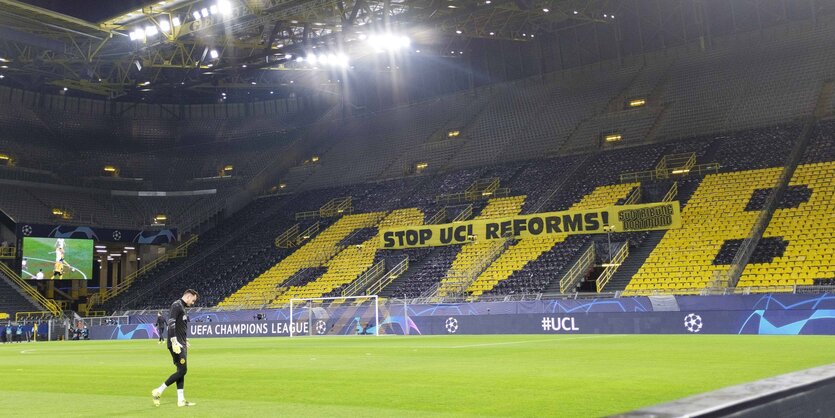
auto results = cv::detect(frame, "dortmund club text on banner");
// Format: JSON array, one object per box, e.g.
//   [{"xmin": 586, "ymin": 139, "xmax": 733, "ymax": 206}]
[{"xmin": 380, "ymin": 201, "xmax": 681, "ymax": 249}]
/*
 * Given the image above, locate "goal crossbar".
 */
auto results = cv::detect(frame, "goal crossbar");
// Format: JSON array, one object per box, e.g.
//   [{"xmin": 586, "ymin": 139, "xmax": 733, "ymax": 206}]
[{"xmin": 289, "ymin": 295, "xmax": 379, "ymax": 337}]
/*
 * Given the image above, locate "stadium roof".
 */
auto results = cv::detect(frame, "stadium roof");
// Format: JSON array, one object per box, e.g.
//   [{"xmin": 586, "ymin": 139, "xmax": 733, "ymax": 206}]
[{"xmin": 0, "ymin": 0, "xmax": 608, "ymax": 101}]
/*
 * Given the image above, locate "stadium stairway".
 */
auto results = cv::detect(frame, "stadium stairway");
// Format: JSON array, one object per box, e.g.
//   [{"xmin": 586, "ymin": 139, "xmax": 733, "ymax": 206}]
[
  {"xmin": 105, "ymin": 195, "xmax": 299, "ymax": 310},
  {"xmin": 436, "ymin": 196, "xmax": 527, "ymax": 297},
  {"xmin": 604, "ymin": 231, "xmax": 665, "ymax": 293},
  {"xmin": 0, "ymin": 266, "xmax": 41, "ymax": 316},
  {"xmin": 221, "ymin": 211, "xmax": 387, "ymax": 308},
  {"xmin": 605, "ymin": 178, "xmax": 705, "ymax": 293},
  {"xmin": 470, "ymin": 183, "xmax": 639, "ymax": 297}
]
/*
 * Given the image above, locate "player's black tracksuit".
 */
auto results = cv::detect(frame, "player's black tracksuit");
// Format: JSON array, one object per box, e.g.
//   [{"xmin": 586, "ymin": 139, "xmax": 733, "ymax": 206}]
[
  {"xmin": 163, "ymin": 299, "xmax": 189, "ymax": 390},
  {"xmin": 155, "ymin": 315, "xmax": 166, "ymax": 342}
]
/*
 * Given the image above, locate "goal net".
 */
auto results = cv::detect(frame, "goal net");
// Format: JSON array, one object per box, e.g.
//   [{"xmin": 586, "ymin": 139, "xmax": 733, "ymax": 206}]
[{"xmin": 289, "ymin": 295, "xmax": 380, "ymax": 337}]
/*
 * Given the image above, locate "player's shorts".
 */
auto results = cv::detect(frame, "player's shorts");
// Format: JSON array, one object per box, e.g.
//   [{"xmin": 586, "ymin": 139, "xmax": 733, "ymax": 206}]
[{"xmin": 168, "ymin": 345, "xmax": 187, "ymax": 366}]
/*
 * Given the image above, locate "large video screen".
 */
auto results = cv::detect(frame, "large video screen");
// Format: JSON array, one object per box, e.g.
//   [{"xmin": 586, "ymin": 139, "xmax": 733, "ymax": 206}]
[{"xmin": 22, "ymin": 237, "xmax": 93, "ymax": 280}]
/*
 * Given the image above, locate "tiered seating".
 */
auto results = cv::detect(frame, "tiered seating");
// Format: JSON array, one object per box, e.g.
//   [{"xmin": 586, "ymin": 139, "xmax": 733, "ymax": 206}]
[
  {"xmin": 738, "ymin": 162, "xmax": 835, "ymax": 288},
  {"xmin": 220, "ymin": 212, "xmax": 386, "ymax": 307},
  {"xmin": 270, "ymin": 209, "xmax": 422, "ymax": 305},
  {"xmin": 435, "ymin": 196, "xmax": 526, "ymax": 297},
  {"xmin": 470, "ymin": 183, "xmax": 638, "ymax": 297},
  {"xmin": 625, "ymin": 168, "xmax": 783, "ymax": 294}
]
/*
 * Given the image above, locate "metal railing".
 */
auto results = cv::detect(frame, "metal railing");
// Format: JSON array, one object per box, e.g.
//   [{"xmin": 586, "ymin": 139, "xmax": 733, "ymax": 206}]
[
  {"xmin": 436, "ymin": 239, "xmax": 509, "ymax": 298},
  {"xmin": 452, "ymin": 204, "xmax": 473, "ymax": 222},
  {"xmin": 366, "ymin": 257, "xmax": 409, "ymax": 296},
  {"xmin": 341, "ymin": 259, "xmax": 386, "ymax": 297},
  {"xmin": 427, "ymin": 207, "xmax": 447, "ymax": 224},
  {"xmin": 596, "ymin": 243, "xmax": 628, "ymax": 292},
  {"xmin": 275, "ymin": 223, "xmax": 300, "ymax": 248},
  {"xmin": 0, "ymin": 246, "xmax": 15, "ymax": 259},
  {"xmin": 624, "ymin": 186, "xmax": 642, "ymax": 205},
  {"xmin": 662, "ymin": 181, "xmax": 678, "ymax": 202},
  {"xmin": 86, "ymin": 234, "xmax": 199, "ymax": 309},
  {"xmin": 0, "ymin": 262, "xmax": 62, "ymax": 316},
  {"xmin": 726, "ymin": 115, "xmax": 814, "ymax": 287},
  {"xmin": 15, "ymin": 311, "xmax": 57, "ymax": 321},
  {"xmin": 620, "ymin": 162, "xmax": 720, "ymax": 183},
  {"xmin": 559, "ymin": 243, "xmax": 595, "ymax": 293}
]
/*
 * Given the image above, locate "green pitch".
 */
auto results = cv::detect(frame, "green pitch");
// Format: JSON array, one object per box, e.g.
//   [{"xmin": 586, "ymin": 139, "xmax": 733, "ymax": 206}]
[{"xmin": 2, "ymin": 335, "xmax": 834, "ymax": 417}]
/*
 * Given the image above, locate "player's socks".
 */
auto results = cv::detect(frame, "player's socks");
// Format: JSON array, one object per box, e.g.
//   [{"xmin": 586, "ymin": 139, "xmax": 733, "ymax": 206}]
[
  {"xmin": 177, "ymin": 390, "xmax": 195, "ymax": 407},
  {"xmin": 156, "ymin": 383, "xmax": 167, "ymax": 393}
]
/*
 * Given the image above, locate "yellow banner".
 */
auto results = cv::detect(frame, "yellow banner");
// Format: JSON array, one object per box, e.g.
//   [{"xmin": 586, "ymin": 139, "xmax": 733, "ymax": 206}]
[{"xmin": 380, "ymin": 201, "xmax": 681, "ymax": 249}]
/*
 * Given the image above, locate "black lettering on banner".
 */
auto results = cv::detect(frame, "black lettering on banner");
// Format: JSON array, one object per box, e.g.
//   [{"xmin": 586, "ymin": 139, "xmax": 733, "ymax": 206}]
[
  {"xmin": 618, "ymin": 204, "xmax": 674, "ymax": 231},
  {"xmin": 405, "ymin": 230, "xmax": 419, "ymax": 245},
  {"xmin": 584, "ymin": 212, "xmax": 600, "ymax": 231},
  {"xmin": 529, "ymin": 217, "xmax": 544, "ymax": 235},
  {"xmin": 546, "ymin": 216, "xmax": 561, "ymax": 233},
  {"xmin": 453, "ymin": 225, "xmax": 468, "ymax": 242},
  {"xmin": 485, "ymin": 223, "xmax": 499, "ymax": 240},
  {"xmin": 419, "ymin": 229, "xmax": 432, "ymax": 245},
  {"xmin": 500, "ymin": 221, "xmax": 512, "ymax": 237},
  {"xmin": 394, "ymin": 230, "xmax": 406, "ymax": 247},
  {"xmin": 383, "ymin": 232, "xmax": 395, "ymax": 248},
  {"xmin": 513, "ymin": 219, "xmax": 527, "ymax": 236},
  {"xmin": 440, "ymin": 227, "xmax": 453, "ymax": 244},
  {"xmin": 563, "ymin": 214, "xmax": 583, "ymax": 232}
]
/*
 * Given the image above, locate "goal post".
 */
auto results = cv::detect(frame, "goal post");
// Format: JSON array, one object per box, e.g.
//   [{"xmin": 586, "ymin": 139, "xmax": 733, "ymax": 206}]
[{"xmin": 289, "ymin": 295, "xmax": 380, "ymax": 337}]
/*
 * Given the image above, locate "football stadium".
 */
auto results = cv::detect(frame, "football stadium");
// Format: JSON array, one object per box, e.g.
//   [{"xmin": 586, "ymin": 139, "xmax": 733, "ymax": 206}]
[{"xmin": 1, "ymin": 0, "xmax": 834, "ymax": 416}]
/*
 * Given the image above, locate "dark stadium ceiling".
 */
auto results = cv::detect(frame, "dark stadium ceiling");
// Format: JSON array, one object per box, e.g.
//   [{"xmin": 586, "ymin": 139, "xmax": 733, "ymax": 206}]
[{"xmin": 0, "ymin": 0, "xmax": 612, "ymax": 100}]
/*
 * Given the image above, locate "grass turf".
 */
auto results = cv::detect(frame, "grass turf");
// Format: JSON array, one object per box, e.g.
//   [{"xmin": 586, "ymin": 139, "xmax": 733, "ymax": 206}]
[{"xmin": 1, "ymin": 334, "xmax": 834, "ymax": 417}]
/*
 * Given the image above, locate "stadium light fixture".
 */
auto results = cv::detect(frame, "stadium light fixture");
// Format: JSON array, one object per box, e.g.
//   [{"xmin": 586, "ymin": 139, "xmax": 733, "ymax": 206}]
[
  {"xmin": 159, "ymin": 19, "xmax": 171, "ymax": 32},
  {"xmin": 192, "ymin": 11, "xmax": 201, "ymax": 20},
  {"xmin": 672, "ymin": 169, "xmax": 691, "ymax": 174},
  {"xmin": 201, "ymin": 8, "xmax": 209, "ymax": 17},
  {"xmin": 629, "ymin": 98, "xmax": 647, "ymax": 107},
  {"xmin": 604, "ymin": 133, "xmax": 622, "ymax": 143},
  {"xmin": 96, "ymin": 250, "xmax": 107, "ymax": 253},
  {"xmin": 210, "ymin": 49, "xmax": 219, "ymax": 59},
  {"xmin": 0, "ymin": 75, "xmax": 4, "ymax": 79},
  {"xmin": 172, "ymin": 16, "xmax": 181, "ymax": 26},
  {"xmin": 456, "ymin": 30, "xmax": 462, "ymax": 34},
  {"xmin": 542, "ymin": 8, "xmax": 549, "ymax": 12},
  {"xmin": 124, "ymin": 247, "xmax": 135, "ymax": 250},
  {"xmin": 218, "ymin": 0, "xmax": 233, "ymax": 15},
  {"xmin": 209, "ymin": 4, "xmax": 219, "ymax": 14},
  {"xmin": 94, "ymin": 245, "xmax": 106, "ymax": 249},
  {"xmin": 145, "ymin": 25, "xmax": 159, "ymax": 37}
]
